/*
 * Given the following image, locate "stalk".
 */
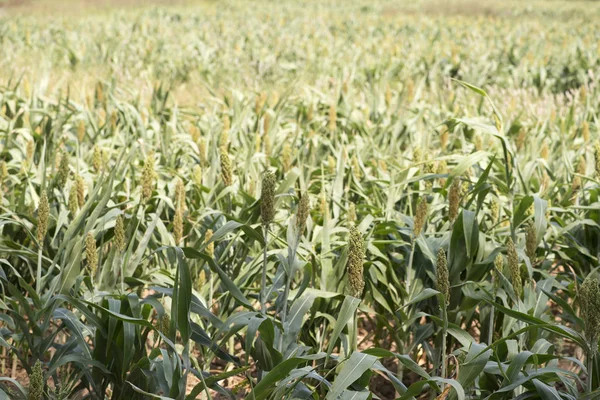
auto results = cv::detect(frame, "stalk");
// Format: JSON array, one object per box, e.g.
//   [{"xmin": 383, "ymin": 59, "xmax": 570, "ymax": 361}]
[
  {"xmin": 260, "ymin": 224, "xmax": 269, "ymax": 314},
  {"xmin": 406, "ymin": 240, "xmax": 415, "ymax": 296},
  {"xmin": 588, "ymin": 351, "xmax": 594, "ymax": 394},
  {"xmin": 441, "ymin": 304, "xmax": 448, "ymax": 382}
]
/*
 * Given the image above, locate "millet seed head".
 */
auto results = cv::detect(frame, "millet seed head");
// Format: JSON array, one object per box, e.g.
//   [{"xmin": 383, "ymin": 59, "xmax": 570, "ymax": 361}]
[
  {"xmin": 76, "ymin": 175, "xmax": 85, "ymax": 208},
  {"xmin": 507, "ymin": 238, "xmax": 522, "ymax": 299},
  {"xmin": 260, "ymin": 170, "xmax": 276, "ymax": 226},
  {"xmin": 92, "ymin": 146, "xmax": 102, "ymax": 172},
  {"xmin": 328, "ymin": 103, "xmax": 336, "ymax": 132},
  {"xmin": 347, "ymin": 202, "xmax": 357, "ymax": 225},
  {"xmin": 296, "ymin": 192, "xmax": 310, "ymax": 235},
  {"xmin": 141, "ymin": 153, "xmax": 155, "ymax": 200},
  {"xmin": 282, "ymin": 143, "xmax": 292, "ymax": 172},
  {"xmin": 205, "ymin": 229, "xmax": 214, "ymax": 258},
  {"xmin": 114, "ymin": 215, "xmax": 126, "ymax": 252},
  {"xmin": 413, "ymin": 197, "xmax": 428, "ymax": 238},
  {"xmin": 436, "ymin": 248, "xmax": 450, "ymax": 306},
  {"xmin": 493, "ymin": 253, "xmax": 503, "ymax": 292},
  {"xmin": 192, "ymin": 165, "xmax": 203, "ymax": 186},
  {"xmin": 219, "ymin": 147, "xmax": 233, "ymax": 187},
  {"xmin": 346, "ymin": 225, "xmax": 365, "ymax": 299},
  {"xmin": 68, "ymin": 184, "xmax": 78, "ymax": 216},
  {"xmin": 580, "ymin": 276, "xmax": 600, "ymax": 346},
  {"xmin": 448, "ymin": 179, "xmax": 461, "ymax": 223},
  {"xmin": 57, "ymin": 150, "xmax": 70, "ymax": 187},
  {"xmin": 199, "ymin": 138, "xmax": 208, "ymax": 166},
  {"xmin": 525, "ymin": 223, "xmax": 537, "ymax": 262},
  {"xmin": 26, "ymin": 139, "xmax": 35, "ymax": 166},
  {"xmin": 328, "ymin": 155, "xmax": 336, "ymax": 174},
  {"xmin": 37, "ymin": 190, "xmax": 49, "ymax": 245},
  {"xmin": 28, "ymin": 360, "xmax": 44, "ymax": 400},
  {"xmin": 594, "ymin": 141, "xmax": 600, "ymax": 179},
  {"xmin": 173, "ymin": 205, "xmax": 184, "ymax": 245},
  {"xmin": 77, "ymin": 120, "xmax": 85, "ymax": 142},
  {"xmin": 85, "ymin": 232, "xmax": 98, "ymax": 278},
  {"xmin": 175, "ymin": 178, "xmax": 185, "ymax": 210}
]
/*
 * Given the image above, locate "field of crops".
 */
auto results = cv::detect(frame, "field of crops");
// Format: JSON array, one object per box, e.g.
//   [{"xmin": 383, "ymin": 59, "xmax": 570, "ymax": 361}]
[{"xmin": 1, "ymin": 0, "xmax": 600, "ymax": 399}]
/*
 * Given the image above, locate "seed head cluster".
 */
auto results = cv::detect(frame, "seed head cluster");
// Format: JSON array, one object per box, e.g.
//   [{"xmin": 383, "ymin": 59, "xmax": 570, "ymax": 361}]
[
  {"xmin": 220, "ymin": 147, "xmax": 233, "ymax": 187},
  {"xmin": 296, "ymin": 192, "xmax": 310, "ymax": 235},
  {"xmin": 413, "ymin": 198, "xmax": 428, "ymax": 238},
  {"xmin": 86, "ymin": 232, "xmax": 98, "ymax": 278},
  {"xmin": 205, "ymin": 229, "xmax": 214, "ymax": 258},
  {"xmin": 114, "ymin": 215, "xmax": 126, "ymax": 252},
  {"xmin": 28, "ymin": 360, "xmax": 44, "ymax": 400},
  {"xmin": 525, "ymin": 223, "xmax": 537, "ymax": 262},
  {"xmin": 346, "ymin": 225, "xmax": 365, "ymax": 299},
  {"xmin": 507, "ymin": 238, "xmax": 521, "ymax": 299},
  {"xmin": 594, "ymin": 141, "xmax": 600, "ymax": 179},
  {"xmin": 260, "ymin": 170, "xmax": 276, "ymax": 226},
  {"xmin": 580, "ymin": 276, "xmax": 600, "ymax": 347},
  {"xmin": 436, "ymin": 248, "xmax": 450, "ymax": 306},
  {"xmin": 37, "ymin": 190, "xmax": 49, "ymax": 246},
  {"xmin": 448, "ymin": 179, "xmax": 462, "ymax": 223}
]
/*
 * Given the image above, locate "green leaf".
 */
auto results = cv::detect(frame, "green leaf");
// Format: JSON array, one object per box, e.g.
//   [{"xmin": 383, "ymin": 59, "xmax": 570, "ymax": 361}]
[
  {"xmin": 326, "ymin": 352, "xmax": 378, "ymax": 399},
  {"xmin": 326, "ymin": 296, "xmax": 361, "ymax": 360}
]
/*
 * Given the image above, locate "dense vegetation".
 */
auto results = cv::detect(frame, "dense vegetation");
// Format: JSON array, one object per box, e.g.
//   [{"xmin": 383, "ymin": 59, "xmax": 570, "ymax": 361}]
[{"xmin": 1, "ymin": 1, "xmax": 600, "ymax": 398}]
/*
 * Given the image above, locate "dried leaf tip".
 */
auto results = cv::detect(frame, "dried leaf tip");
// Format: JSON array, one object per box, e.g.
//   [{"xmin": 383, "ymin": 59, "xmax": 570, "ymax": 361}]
[{"xmin": 347, "ymin": 225, "xmax": 365, "ymax": 299}]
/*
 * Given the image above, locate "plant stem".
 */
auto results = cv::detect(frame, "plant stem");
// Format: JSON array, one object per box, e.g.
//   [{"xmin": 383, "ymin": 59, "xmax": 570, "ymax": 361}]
[
  {"xmin": 441, "ymin": 303, "xmax": 448, "ymax": 384},
  {"xmin": 406, "ymin": 240, "xmax": 416, "ymax": 296},
  {"xmin": 589, "ymin": 350, "xmax": 595, "ymax": 393},
  {"xmin": 36, "ymin": 246, "xmax": 42, "ymax": 294},
  {"xmin": 260, "ymin": 224, "xmax": 268, "ymax": 314}
]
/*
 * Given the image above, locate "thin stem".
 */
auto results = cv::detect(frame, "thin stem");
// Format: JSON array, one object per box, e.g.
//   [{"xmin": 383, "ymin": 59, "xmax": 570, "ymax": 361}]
[
  {"xmin": 119, "ymin": 253, "xmax": 124, "ymax": 293},
  {"xmin": 280, "ymin": 241, "xmax": 298, "ymax": 351},
  {"xmin": 406, "ymin": 240, "xmax": 416, "ymax": 296},
  {"xmin": 260, "ymin": 224, "xmax": 268, "ymax": 314},
  {"xmin": 488, "ymin": 275, "xmax": 495, "ymax": 345},
  {"xmin": 36, "ymin": 246, "xmax": 43, "ymax": 294},
  {"xmin": 588, "ymin": 350, "xmax": 595, "ymax": 394},
  {"xmin": 441, "ymin": 302, "xmax": 448, "ymax": 384}
]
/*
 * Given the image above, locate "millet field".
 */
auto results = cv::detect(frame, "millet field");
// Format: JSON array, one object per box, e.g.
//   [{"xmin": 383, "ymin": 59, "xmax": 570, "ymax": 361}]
[{"xmin": 1, "ymin": 0, "xmax": 600, "ymax": 399}]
